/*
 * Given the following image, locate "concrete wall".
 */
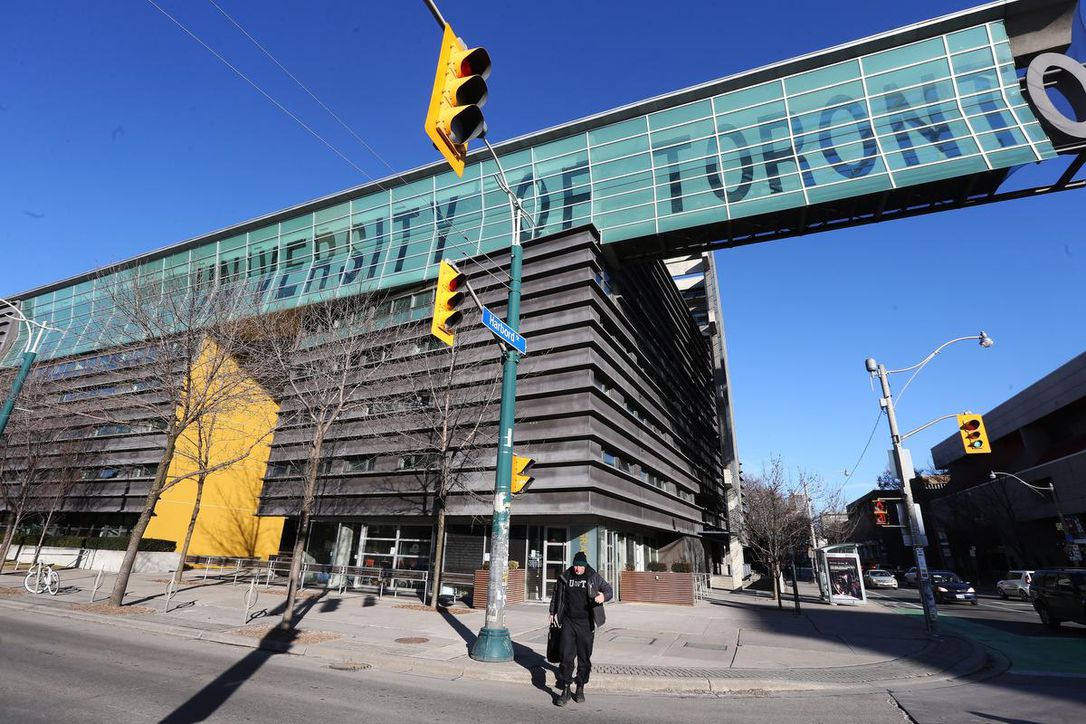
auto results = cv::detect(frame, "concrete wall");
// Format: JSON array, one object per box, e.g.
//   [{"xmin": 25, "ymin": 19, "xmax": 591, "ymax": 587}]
[{"xmin": 4, "ymin": 545, "xmax": 177, "ymax": 573}]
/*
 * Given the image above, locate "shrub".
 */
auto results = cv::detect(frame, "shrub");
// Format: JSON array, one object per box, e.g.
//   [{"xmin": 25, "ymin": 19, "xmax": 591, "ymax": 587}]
[
  {"xmin": 624, "ymin": 563, "xmax": 635, "ymax": 572},
  {"xmin": 480, "ymin": 560, "xmax": 521, "ymax": 570},
  {"xmin": 670, "ymin": 561, "xmax": 693, "ymax": 573},
  {"xmin": 645, "ymin": 561, "xmax": 668, "ymax": 572}
]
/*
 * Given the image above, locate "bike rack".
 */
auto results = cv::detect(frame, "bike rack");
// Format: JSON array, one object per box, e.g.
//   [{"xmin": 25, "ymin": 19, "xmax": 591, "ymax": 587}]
[
  {"xmin": 89, "ymin": 569, "xmax": 103, "ymax": 603},
  {"xmin": 243, "ymin": 578, "xmax": 259, "ymax": 625}
]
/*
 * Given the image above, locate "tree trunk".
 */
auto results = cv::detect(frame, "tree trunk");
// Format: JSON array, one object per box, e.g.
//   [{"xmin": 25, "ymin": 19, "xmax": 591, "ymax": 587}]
[
  {"xmin": 173, "ymin": 473, "xmax": 207, "ymax": 585},
  {"xmin": 430, "ymin": 505, "xmax": 447, "ymax": 609},
  {"xmin": 31, "ymin": 504, "xmax": 59, "ymax": 566},
  {"xmin": 279, "ymin": 433, "xmax": 324, "ymax": 631},
  {"xmin": 0, "ymin": 509, "xmax": 23, "ymax": 573},
  {"xmin": 108, "ymin": 432, "xmax": 178, "ymax": 606}
]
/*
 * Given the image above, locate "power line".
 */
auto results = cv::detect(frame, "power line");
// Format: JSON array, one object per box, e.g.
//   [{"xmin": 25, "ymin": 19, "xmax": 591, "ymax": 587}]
[
  {"xmin": 144, "ymin": 0, "xmax": 379, "ymax": 183},
  {"xmin": 205, "ymin": 0, "xmax": 410, "ymax": 188},
  {"xmin": 842, "ymin": 410, "xmax": 884, "ymax": 492}
]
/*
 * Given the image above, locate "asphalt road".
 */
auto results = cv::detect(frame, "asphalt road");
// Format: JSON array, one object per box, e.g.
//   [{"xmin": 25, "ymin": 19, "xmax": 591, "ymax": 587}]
[{"xmin": 0, "ymin": 609, "xmax": 910, "ymax": 724}]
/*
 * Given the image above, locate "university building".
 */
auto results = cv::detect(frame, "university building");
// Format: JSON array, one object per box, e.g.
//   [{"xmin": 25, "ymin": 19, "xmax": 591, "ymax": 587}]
[{"xmin": 4, "ymin": 0, "xmax": 1084, "ymax": 598}]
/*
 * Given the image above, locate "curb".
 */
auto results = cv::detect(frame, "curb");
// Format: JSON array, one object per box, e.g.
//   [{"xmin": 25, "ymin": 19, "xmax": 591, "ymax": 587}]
[{"xmin": 0, "ymin": 595, "xmax": 992, "ymax": 695}]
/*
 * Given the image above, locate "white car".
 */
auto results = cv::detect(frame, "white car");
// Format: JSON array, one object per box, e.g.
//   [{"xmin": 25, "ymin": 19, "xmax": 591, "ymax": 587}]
[
  {"xmin": 864, "ymin": 569, "xmax": 899, "ymax": 589},
  {"xmin": 996, "ymin": 570, "xmax": 1033, "ymax": 601}
]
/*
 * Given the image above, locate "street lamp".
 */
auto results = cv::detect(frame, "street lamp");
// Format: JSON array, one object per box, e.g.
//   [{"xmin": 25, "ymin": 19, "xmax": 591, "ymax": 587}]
[
  {"xmin": 864, "ymin": 331, "xmax": 993, "ymax": 634},
  {"xmin": 0, "ymin": 296, "xmax": 55, "ymax": 439},
  {"xmin": 989, "ymin": 470, "xmax": 1074, "ymax": 559}
]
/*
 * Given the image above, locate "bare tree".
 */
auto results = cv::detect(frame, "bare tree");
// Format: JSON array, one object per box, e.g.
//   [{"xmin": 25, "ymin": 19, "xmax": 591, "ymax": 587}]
[
  {"xmin": 0, "ymin": 375, "xmax": 86, "ymax": 569},
  {"xmin": 738, "ymin": 458, "xmax": 812, "ymax": 604},
  {"xmin": 259, "ymin": 293, "xmax": 407, "ymax": 630},
  {"xmin": 95, "ymin": 275, "xmax": 270, "ymax": 607},
  {"xmin": 393, "ymin": 329, "xmax": 501, "ymax": 608}
]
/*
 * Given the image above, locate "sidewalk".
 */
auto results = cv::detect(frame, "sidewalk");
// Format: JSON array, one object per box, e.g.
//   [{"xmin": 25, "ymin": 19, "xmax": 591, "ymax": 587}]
[{"xmin": 0, "ymin": 567, "xmax": 992, "ymax": 695}]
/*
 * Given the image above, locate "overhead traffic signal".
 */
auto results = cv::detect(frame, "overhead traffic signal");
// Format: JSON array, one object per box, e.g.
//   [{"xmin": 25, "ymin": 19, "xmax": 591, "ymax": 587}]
[
  {"xmin": 873, "ymin": 500, "xmax": 889, "ymax": 526},
  {"xmin": 956, "ymin": 413, "xmax": 991, "ymax": 454},
  {"xmin": 511, "ymin": 455, "xmax": 535, "ymax": 495},
  {"xmin": 431, "ymin": 260, "xmax": 465, "ymax": 347},
  {"xmin": 424, "ymin": 23, "xmax": 491, "ymax": 176}
]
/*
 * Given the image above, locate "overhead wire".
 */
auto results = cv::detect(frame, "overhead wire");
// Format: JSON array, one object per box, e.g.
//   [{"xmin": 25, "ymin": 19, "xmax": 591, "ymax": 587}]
[
  {"xmin": 205, "ymin": 0, "xmax": 410, "ymax": 188},
  {"xmin": 841, "ymin": 409, "xmax": 885, "ymax": 491},
  {"xmin": 143, "ymin": 0, "xmax": 380, "ymax": 184}
]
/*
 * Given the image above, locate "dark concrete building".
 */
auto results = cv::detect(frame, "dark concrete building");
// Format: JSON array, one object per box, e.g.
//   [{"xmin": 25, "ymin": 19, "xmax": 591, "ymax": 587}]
[{"xmin": 928, "ymin": 352, "xmax": 1086, "ymax": 578}]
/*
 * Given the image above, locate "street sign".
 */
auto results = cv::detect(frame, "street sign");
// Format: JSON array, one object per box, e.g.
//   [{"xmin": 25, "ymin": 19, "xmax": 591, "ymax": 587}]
[{"xmin": 481, "ymin": 306, "xmax": 526, "ymax": 354}]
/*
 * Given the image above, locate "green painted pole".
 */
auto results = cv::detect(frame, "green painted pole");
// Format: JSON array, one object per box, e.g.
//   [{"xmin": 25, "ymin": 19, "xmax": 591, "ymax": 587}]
[
  {"xmin": 471, "ymin": 208, "xmax": 523, "ymax": 663},
  {"xmin": 0, "ymin": 351, "xmax": 37, "ymax": 439}
]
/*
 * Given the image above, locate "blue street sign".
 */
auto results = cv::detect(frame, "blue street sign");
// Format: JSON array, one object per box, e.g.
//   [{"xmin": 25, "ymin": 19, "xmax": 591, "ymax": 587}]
[{"xmin": 481, "ymin": 306, "xmax": 526, "ymax": 354}]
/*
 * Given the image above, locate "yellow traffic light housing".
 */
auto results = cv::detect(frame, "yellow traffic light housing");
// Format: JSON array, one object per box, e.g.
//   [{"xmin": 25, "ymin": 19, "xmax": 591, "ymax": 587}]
[
  {"xmin": 431, "ymin": 260, "xmax": 465, "ymax": 347},
  {"xmin": 511, "ymin": 455, "xmax": 535, "ymax": 495},
  {"xmin": 957, "ymin": 413, "xmax": 991, "ymax": 454},
  {"xmin": 424, "ymin": 23, "xmax": 491, "ymax": 176}
]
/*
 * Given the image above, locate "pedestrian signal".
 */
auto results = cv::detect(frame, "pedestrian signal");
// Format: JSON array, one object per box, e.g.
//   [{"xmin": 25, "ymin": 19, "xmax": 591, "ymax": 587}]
[
  {"xmin": 511, "ymin": 455, "xmax": 535, "ymax": 495},
  {"xmin": 873, "ymin": 500, "xmax": 889, "ymax": 526}
]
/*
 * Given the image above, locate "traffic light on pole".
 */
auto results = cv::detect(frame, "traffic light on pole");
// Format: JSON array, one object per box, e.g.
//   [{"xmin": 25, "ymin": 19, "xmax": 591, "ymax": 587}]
[
  {"xmin": 511, "ymin": 455, "xmax": 535, "ymax": 495},
  {"xmin": 956, "ymin": 413, "xmax": 991, "ymax": 454},
  {"xmin": 431, "ymin": 260, "xmax": 465, "ymax": 347},
  {"xmin": 873, "ymin": 500, "xmax": 889, "ymax": 526},
  {"xmin": 424, "ymin": 23, "xmax": 491, "ymax": 176}
]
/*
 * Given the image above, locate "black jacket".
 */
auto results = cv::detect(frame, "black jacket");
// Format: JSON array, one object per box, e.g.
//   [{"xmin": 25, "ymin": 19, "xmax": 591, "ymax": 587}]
[{"xmin": 549, "ymin": 565, "xmax": 613, "ymax": 630}]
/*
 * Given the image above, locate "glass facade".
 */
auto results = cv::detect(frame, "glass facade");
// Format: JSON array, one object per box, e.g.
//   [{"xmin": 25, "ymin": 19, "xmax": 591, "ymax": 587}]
[{"xmin": 4, "ymin": 20, "xmax": 1054, "ymax": 365}]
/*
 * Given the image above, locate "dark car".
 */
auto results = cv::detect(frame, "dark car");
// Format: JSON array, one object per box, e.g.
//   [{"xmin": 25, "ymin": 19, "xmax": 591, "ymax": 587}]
[
  {"xmin": 1030, "ymin": 569, "xmax": 1086, "ymax": 630},
  {"xmin": 930, "ymin": 570, "xmax": 977, "ymax": 605}
]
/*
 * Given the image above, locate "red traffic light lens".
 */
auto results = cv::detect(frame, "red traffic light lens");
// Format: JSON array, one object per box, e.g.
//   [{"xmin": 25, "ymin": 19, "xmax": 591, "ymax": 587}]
[{"xmin": 961, "ymin": 419, "xmax": 981, "ymax": 432}]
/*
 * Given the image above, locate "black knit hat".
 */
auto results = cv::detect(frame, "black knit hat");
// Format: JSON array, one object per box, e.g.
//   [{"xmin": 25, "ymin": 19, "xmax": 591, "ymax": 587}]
[{"xmin": 572, "ymin": 551, "xmax": 588, "ymax": 566}]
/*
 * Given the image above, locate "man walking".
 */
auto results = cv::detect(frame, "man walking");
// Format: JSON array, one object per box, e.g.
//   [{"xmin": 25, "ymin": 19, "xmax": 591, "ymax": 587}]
[{"xmin": 548, "ymin": 550, "xmax": 613, "ymax": 706}]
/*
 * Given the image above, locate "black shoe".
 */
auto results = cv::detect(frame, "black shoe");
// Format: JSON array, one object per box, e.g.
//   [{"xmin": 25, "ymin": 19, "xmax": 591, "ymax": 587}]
[
  {"xmin": 573, "ymin": 684, "xmax": 585, "ymax": 703},
  {"xmin": 555, "ymin": 687, "xmax": 572, "ymax": 707}
]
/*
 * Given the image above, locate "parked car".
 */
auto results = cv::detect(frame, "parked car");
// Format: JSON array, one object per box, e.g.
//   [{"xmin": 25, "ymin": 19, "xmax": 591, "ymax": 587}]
[
  {"xmin": 1030, "ymin": 569, "xmax": 1086, "ymax": 630},
  {"xmin": 930, "ymin": 570, "xmax": 977, "ymax": 605},
  {"xmin": 864, "ymin": 569, "xmax": 899, "ymax": 589},
  {"xmin": 902, "ymin": 567, "xmax": 919, "ymax": 586},
  {"xmin": 996, "ymin": 570, "xmax": 1034, "ymax": 601}
]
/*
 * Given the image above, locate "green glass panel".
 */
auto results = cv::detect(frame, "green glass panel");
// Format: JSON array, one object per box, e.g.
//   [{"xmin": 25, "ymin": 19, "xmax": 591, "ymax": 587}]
[
  {"xmin": 862, "ymin": 37, "xmax": 944, "ymax": 76},
  {"xmin": 951, "ymin": 47, "xmax": 994, "ymax": 75},
  {"xmin": 784, "ymin": 59, "xmax": 860, "ymax": 96},
  {"xmin": 947, "ymin": 26, "xmax": 990, "ymax": 53}
]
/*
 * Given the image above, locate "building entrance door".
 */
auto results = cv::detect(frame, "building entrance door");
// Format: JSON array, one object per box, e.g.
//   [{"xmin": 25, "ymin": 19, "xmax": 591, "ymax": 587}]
[
  {"xmin": 526, "ymin": 525, "xmax": 544, "ymax": 601},
  {"xmin": 544, "ymin": 527, "xmax": 568, "ymax": 599}
]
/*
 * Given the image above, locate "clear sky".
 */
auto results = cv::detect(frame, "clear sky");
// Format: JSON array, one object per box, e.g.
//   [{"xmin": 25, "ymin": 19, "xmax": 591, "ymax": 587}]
[{"xmin": 2, "ymin": 1, "xmax": 1083, "ymax": 503}]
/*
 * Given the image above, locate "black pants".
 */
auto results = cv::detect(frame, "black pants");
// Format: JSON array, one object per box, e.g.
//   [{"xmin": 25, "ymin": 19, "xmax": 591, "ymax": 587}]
[{"xmin": 558, "ymin": 617, "xmax": 594, "ymax": 687}]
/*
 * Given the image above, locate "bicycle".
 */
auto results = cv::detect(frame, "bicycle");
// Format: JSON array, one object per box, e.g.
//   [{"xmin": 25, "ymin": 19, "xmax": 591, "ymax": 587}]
[{"xmin": 23, "ymin": 561, "xmax": 60, "ymax": 596}]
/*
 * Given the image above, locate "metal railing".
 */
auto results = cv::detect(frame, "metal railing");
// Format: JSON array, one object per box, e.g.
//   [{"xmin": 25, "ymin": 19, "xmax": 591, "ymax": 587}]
[
  {"xmin": 183, "ymin": 554, "xmax": 431, "ymax": 602},
  {"xmin": 693, "ymin": 573, "xmax": 712, "ymax": 601}
]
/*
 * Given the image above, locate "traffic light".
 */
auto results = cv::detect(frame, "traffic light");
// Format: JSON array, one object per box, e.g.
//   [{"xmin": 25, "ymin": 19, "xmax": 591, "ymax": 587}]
[
  {"xmin": 424, "ymin": 23, "xmax": 491, "ymax": 176},
  {"xmin": 431, "ymin": 260, "xmax": 465, "ymax": 347},
  {"xmin": 511, "ymin": 455, "xmax": 535, "ymax": 495},
  {"xmin": 956, "ymin": 413, "xmax": 991, "ymax": 454},
  {"xmin": 873, "ymin": 500, "xmax": 889, "ymax": 526}
]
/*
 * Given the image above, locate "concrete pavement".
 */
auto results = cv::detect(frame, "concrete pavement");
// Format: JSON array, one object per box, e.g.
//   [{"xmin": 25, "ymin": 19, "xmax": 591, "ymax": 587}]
[{"xmin": 0, "ymin": 566, "xmax": 989, "ymax": 695}]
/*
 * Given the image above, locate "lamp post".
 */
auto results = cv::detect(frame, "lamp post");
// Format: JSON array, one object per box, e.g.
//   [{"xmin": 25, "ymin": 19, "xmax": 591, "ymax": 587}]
[
  {"xmin": 865, "ymin": 331, "xmax": 994, "ymax": 634},
  {"xmin": 0, "ymin": 297, "xmax": 54, "ymax": 439},
  {"xmin": 989, "ymin": 470, "xmax": 1075, "ymax": 564}
]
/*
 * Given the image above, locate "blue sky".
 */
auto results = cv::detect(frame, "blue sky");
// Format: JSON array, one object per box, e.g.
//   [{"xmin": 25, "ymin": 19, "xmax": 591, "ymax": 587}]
[{"xmin": 2, "ymin": 1, "xmax": 1083, "ymax": 502}]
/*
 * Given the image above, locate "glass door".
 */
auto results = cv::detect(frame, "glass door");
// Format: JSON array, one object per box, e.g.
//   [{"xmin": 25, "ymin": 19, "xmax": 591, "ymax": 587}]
[
  {"xmin": 544, "ymin": 527, "xmax": 568, "ymax": 599},
  {"xmin": 526, "ymin": 525, "xmax": 544, "ymax": 601}
]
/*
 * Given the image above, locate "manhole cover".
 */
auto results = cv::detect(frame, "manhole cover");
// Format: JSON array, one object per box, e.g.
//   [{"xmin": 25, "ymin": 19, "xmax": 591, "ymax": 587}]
[
  {"xmin": 395, "ymin": 637, "xmax": 430, "ymax": 644},
  {"xmin": 329, "ymin": 662, "xmax": 371, "ymax": 671}
]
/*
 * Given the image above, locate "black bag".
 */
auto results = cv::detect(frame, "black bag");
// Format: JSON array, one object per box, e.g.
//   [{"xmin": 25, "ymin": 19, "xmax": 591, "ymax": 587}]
[{"xmin": 546, "ymin": 623, "xmax": 561, "ymax": 664}]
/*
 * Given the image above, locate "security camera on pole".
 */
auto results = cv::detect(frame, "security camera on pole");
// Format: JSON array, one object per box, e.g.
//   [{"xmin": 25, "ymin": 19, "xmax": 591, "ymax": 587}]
[{"xmin": 864, "ymin": 331, "xmax": 994, "ymax": 634}]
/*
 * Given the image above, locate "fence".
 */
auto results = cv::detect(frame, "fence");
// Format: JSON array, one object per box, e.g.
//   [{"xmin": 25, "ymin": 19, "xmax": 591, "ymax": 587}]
[{"xmin": 183, "ymin": 555, "xmax": 432, "ymax": 602}]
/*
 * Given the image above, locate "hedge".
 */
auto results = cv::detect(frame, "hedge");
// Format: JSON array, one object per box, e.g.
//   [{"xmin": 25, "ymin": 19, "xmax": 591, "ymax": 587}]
[{"xmin": 9, "ymin": 534, "xmax": 175, "ymax": 552}]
